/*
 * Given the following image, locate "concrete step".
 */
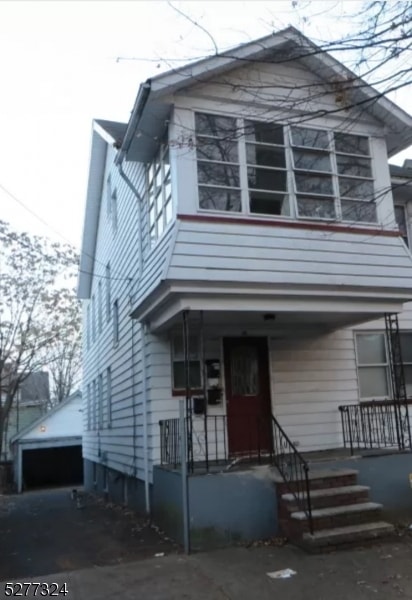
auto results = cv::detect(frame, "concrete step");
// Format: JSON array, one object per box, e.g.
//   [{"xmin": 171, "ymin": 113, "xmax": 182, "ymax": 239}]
[
  {"xmin": 281, "ymin": 485, "xmax": 370, "ymax": 510},
  {"xmin": 301, "ymin": 521, "xmax": 395, "ymax": 550},
  {"xmin": 290, "ymin": 501, "xmax": 383, "ymax": 532}
]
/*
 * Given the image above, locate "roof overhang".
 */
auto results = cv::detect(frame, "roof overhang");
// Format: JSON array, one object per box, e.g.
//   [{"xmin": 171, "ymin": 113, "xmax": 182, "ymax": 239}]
[{"xmin": 120, "ymin": 26, "xmax": 412, "ymax": 163}]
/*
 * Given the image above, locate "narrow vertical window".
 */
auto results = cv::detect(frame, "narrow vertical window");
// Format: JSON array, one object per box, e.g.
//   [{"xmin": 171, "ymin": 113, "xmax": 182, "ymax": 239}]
[
  {"xmin": 112, "ymin": 189, "xmax": 118, "ymax": 233},
  {"xmin": 106, "ymin": 174, "xmax": 112, "ymax": 218},
  {"xmin": 87, "ymin": 383, "xmax": 91, "ymax": 430},
  {"xmin": 98, "ymin": 281, "xmax": 103, "ymax": 334},
  {"xmin": 113, "ymin": 299, "xmax": 119, "ymax": 345},
  {"xmin": 106, "ymin": 263, "xmax": 111, "ymax": 321},
  {"xmin": 92, "ymin": 379, "xmax": 97, "ymax": 429},
  {"xmin": 86, "ymin": 305, "xmax": 90, "ymax": 349},
  {"xmin": 91, "ymin": 295, "xmax": 96, "ymax": 343},
  {"xmin": 395, "ymin": 205, "xmax": 409, "ymax": 247},
  {"xmin": 106, "ymin": 366, "xmax": 112, "ymax": 427},
  {"xmin": 98, "ymin": 374, "xmax": 103, "ymax": 427}
]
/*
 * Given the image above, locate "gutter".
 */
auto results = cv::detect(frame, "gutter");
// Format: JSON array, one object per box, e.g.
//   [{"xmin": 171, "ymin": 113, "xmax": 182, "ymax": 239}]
[{"xmin": 116, "ymin": 83, "xmax": 151, "ymax": 513}]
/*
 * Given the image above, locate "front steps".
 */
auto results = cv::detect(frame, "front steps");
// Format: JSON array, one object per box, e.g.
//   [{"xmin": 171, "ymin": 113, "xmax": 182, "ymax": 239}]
[{"xmin": 277, "ymin": 468, "xmax": 394, "ymax": 551}]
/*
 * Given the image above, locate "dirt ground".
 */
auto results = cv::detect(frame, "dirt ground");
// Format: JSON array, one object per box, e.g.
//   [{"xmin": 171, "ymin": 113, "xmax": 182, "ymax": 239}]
[{"xmin": 0, "ymin": 487, "xmax": 178, "ymax": 580}]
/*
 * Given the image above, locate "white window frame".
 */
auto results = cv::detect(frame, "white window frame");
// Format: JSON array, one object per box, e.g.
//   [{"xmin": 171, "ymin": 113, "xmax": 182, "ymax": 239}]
[
  {"xmin": 171, "ymin": 333, "xmax": 202, "ymax": 391},
  {"xmin": 355, "ymin": 331, "xmax": 412, "ymax": 401},
  {"xmin": 194, "ymin": 111, "xmax": 376, "ymax": 225},
  {"xmin": 147, "ymin": 142, "xmax": 173, "ymax": 247}
]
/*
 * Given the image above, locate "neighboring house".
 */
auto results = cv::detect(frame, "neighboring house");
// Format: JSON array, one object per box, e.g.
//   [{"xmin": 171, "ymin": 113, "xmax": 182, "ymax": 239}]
[
  {"xmin": 1, "ymin": 371, "xmax": 49, "ymax": 461},
  {"xmin": 78, "ymin": 27, "xmax": 412, "ymax": 549},
  {"xmin": 10, "ymin": 390, "xmax": 83, "ymax": 493}
]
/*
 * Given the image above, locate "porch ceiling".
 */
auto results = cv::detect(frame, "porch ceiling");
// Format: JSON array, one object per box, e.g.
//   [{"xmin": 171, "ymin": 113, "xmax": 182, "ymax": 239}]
[{"xmin": 145, "ymin": 292, "xmax": 402, "ymax": 333}]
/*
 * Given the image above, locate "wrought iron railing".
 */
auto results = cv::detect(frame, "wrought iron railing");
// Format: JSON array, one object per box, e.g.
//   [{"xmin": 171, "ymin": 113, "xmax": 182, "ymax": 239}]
[
  {"xmin": 270, "ymin": 415, "xmax": 313, "ymax": 534},
  {"xmin": 159, "ymin": 414, "xmax": 273, "ymax": 471},
  {"xmin": 339, "ymin": 401, "xmax": 412, "ymax": 455},
  {"xmin": 159, "ymin": 413, "xmax": 313, "ymax": 533}
]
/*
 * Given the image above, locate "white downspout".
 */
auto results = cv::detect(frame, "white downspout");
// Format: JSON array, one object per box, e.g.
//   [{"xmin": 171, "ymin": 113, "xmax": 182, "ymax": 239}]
[{"xmin": 117, "ymin": 157, "xmax": 150, "ymax": 515}]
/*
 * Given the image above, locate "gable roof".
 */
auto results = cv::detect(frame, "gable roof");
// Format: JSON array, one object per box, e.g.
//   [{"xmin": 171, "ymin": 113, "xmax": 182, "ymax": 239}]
[
  {"xmin": 119, "ymin": 26, "xmax": 412, "ymax": 162},
  {"xmin": 10, "ymin": 390, "xmax": 82, "ymax": 444}
]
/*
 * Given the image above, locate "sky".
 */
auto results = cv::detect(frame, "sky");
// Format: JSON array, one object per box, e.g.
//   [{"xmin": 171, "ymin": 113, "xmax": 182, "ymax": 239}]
[{"xmin": 0, "ymin": 0, "xmax": 410, "ymax": 249}]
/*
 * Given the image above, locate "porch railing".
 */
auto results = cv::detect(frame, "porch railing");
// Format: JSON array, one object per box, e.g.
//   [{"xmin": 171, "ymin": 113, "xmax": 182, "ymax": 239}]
[
  {"xmin": 159, "ymin": 413, "xmax": 313, "ymax": 534},
  {"xmin": 271, "ymin": 415, "xmax": 313, "ymax": 534},
  {"xmin": 339, "ymin": 401, "xmax": 412, "ymax": 455}
]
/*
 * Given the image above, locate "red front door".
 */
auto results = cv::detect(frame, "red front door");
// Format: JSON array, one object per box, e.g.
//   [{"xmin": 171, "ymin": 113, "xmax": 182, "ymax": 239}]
[{"xmin": 223, "ymin": 337, "xmax": 272, "ymax": 457}]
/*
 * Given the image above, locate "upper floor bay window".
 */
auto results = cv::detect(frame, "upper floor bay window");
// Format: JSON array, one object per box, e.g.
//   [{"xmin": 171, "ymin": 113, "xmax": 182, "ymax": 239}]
[
  {"xmin": 147, "ymin": 143, "xmax": 173, "ymax": 247},
  {"xmin": 195, "ymin": 112, "xmax": 376, "ymax": 224},
  {"xmin": 395, "ymin": 204, "xmax": 410, "ymax": 247}
]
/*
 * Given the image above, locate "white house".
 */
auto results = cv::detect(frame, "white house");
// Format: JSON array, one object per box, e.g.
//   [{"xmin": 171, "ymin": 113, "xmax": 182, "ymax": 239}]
[
  {"xmin": 11, "ymin": 390, "xmax": 83, "ymax": 493},
  {"xmin": 78, "ymin": 27, "xmax": 412, "ymax": 549}
]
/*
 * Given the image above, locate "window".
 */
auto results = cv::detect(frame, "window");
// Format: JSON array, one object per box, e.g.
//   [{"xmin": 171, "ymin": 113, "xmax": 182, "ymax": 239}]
[
  {"xmin": 87, "ymin": 383, "xmax": 91, "ymax": 430},
  {"xmin": 92, "ymin": 379, "xmax": 97, "ymax": 429},
  {"xmin": 106, "ymin": 263, "xmax": 111, "ymax": 321},
  {"xmin": 98, "ymin": 281, "xmax": 103, "ymax": 334},
  {"xmin": 113, "ymin": 299, "xmax": 119, "ymax": 345},
  {"xmin": 91, "ymin": 295, "xmax": 96, "ymax": 343},
  {"xmin": 86, "ymin": 305, "xmax": 90, "ymax": 349},
  {"xmin": 147, "ymin": 143, "xmax": 173, "ymax": 246},
  {"xmin": 395, "ymin": 205, "xmax": 409, "ymax": 246},
  {"xmin": 355, "ymin": 332, "xmax": 412, "ymax": 399},
  {"xmin": 106, "ymin": 175, "xmax": 112, "ymax": 218},
  {"xmin": 106, "ymin": 366, "xmax": 112, "ymax": 427},
  {"xmin": 111, "ymin": 189, "xmax": 118, "ymax": 233},
  {"xmin": 98, "ymin": 374, "xmax": 103, "ymax": 427},
  {"xmin": 171, "ymin": 334, "xmax": 202, "ymax": 390},
  {"xmin": 195, "ymin": 112, "xmax": 377, "ymax": 224},
  {"xmin": 195, "ymin": 113, "xmax": 241, "ymax": 212}
]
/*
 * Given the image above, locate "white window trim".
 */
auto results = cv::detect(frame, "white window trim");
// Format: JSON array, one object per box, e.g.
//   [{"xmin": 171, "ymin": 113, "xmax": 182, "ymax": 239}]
[{"xmin": 194, "ymin": 111, "xmax": 377, "ymax": 225}]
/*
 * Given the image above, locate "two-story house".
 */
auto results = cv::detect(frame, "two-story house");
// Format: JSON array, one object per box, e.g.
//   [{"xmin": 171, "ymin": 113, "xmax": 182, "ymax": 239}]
[{"xmin": 78, "ymin": 27, "xmax": 412, "ymax": 550}]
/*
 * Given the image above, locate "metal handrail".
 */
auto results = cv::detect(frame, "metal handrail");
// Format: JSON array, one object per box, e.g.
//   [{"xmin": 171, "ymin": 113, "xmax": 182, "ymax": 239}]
[{"xmin": 271, "ymin": 415, "xmax": 314, "ymax": 535}]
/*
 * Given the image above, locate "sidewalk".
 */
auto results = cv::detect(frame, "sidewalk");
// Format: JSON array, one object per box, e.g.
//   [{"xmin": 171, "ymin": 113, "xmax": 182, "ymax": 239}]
[{"xmin": 3, "ymin": 537, "xmax": 412, "ymax": 600}]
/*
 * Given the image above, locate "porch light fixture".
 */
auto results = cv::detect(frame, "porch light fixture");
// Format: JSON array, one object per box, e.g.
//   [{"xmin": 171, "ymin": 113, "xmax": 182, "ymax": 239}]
[{"xmin": 263, "ymin": 313, "xmax": 276, "ymax": 321}]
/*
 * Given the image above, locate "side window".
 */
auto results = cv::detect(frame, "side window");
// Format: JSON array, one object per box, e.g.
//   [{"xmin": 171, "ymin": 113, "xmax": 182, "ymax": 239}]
[
  {"xmin": 171, "ymin": 334, "xmax": 201, "ymax": 390},
  {"xmin": 355, "ymin": 333, "xmax": 389, "ymax": 399},
  {"xmin": 113, "ymin": 299, "xmax": 119, "ymax": 345},
  {"xmin": 395, "ymin": 205, "xmax": 409, "ymax": 246}
]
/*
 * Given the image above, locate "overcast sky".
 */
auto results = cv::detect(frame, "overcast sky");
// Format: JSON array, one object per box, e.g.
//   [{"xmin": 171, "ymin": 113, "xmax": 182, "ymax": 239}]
[{"xmin": 0, "ymin": 1, "xmax": 409, "ymax": 248}]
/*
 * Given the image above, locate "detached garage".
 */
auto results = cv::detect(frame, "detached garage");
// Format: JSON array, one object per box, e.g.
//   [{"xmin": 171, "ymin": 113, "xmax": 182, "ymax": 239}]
[{"xmin": 11, "ymin": 391, "xmax": 83, "ymax": 492}]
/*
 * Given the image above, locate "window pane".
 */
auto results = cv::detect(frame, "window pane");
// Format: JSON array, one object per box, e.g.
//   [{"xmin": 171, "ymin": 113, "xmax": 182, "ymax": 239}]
[
  {"xmin": 400, "ymin": 333, "xmax": 412, "ymax": 363},
  {"xmin": 359, "ymin": 367, "xmax": 389, "ymax": 397},
  {"xmin": 337, "ymin": 155, "xmax": 371, "ymax": 177},
  {"xmin": 245, "ymin": 121, "xmax": 284, "ymax": 145},
  {"xmin": 195, "ymin": 113, "xmax": 236, "ymax": 137},
  {"xmin": 247, "ymin": 167, "xmax": 287, "ymax": 191},
  {"xmin": 156, "ymin": 215, "xmax": 164, "ymax": 237},
  {"xmin": 165, "ymin": 199, "xmax": 173, "ymax": 224},
  {"xmin": 173, "ymin": 361, "xmax": 201, "ymax": 389},
  {"xmin": 335, "ymin": 132, "xmax": 369, "ymax": 156},
  {"xmin": 293, "ymin": 149, "xmax": 331, "ymax": 172},
  {"xmin": 198, "ymin": 162, "xmax": 240, "ymax": 187},
  {"xmin": 246, "ymin": 144, "xmax": 286, "ymax": 168},
  {"xmin": 404, "ymin": 365, "xmax": 412, "ymax": 397},
  {"xmin": 249, "ymin": 191, "xmax": 290, "ymax": 216},
  {"xmin": 231, "ymin": 346, "xmax": 258, "ymax": 395},
  {"xmin": 173, "ymin": 335, "xmax": 199, "ymax": 359},
  {"xmin": 339, "ymin": 177, "xmax": 374, "ymax": 199},
  {"xmin": 291, "ymin": 127, "xmax": 329, "ymax": 149},
  {"xmin": 297, "ymin": 197, "xmax": 335, "ymax": 219},
  {"xmin": 357, "ymin": 333, "xmax": 387, "ymax": 364},
  {"xmin": 149, "ymin": 205, "xmax": 155, "ymax": 227},
  {"xmin": 295, "ymin": 173, "xmax": 333, "ymax": 195},
  {"xmin": 196, "ymin": 137, "xmax": 238, "ymax": 163},
  {"xmin": 341, "ymin": 200, "xmax": 377, "ymax": 223},
  {"xmin": 395, "ymin": 205, "xmax": 408, "ymax": 246},
  {"xmin": 199, "ymin": 187, "xmax": 241, "ymax": 211}
]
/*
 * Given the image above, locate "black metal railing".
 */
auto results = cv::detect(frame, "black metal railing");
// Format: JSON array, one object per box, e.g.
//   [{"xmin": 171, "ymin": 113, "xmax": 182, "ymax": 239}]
[
  {"xmin": 159, "ymin": 414, "xmax": 273, "ymax": 471},
  {"xmin": 271, "ymin": 415, "xmax": 313, "ymax": 534},
  {"xmin": 159, "ymin": 413, "xmax": 313, "ymax": 533},
  {"xmin": 339, "ymin": 401, "xmax": 412, "ymax": 455}
]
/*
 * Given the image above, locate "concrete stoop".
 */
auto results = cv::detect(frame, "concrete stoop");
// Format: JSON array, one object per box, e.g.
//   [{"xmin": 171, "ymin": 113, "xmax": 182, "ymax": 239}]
[{"xmin": 277, "ymin": 468, "xmax": 394, "ymax": 551}]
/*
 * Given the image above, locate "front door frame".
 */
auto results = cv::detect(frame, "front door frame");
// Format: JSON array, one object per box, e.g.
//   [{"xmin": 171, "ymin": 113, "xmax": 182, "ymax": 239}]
[{"xmin": 223, "ymin": 336, "xmax": 273, "ymax": 457}]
